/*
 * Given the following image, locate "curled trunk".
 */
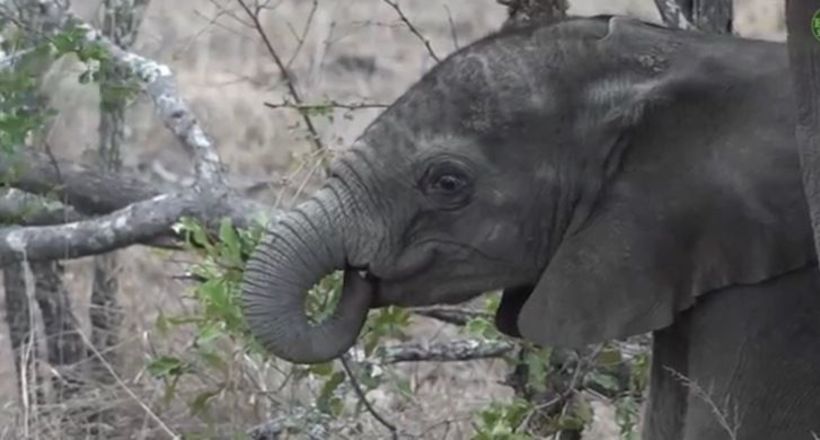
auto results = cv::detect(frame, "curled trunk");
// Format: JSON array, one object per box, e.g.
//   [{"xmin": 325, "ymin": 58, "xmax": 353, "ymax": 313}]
[{"xmin": 241, "ymin": 186, "xmax": 373, "ymax": 363}]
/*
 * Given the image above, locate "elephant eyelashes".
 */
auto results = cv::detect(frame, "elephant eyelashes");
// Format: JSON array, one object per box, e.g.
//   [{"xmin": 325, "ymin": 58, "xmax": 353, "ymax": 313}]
[{"xmin": 420, "ymin": 160, "xmax": 474, "ymax": 209}]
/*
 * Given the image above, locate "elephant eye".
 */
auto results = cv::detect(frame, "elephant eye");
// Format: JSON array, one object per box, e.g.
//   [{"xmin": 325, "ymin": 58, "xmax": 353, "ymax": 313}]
[
  {"xmin": 421, "ymin": 160, "xmax": 474, "ymax": 209},
  {"xmin": 432, "ymin": 174, "xmax": 466, "ymax": 194}
]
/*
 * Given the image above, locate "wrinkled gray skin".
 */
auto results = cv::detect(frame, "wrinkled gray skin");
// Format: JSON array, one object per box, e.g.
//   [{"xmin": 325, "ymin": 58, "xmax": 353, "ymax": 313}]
[{"xmin": 241, "ymin": 16, "xmax": 820, "ymax": 439}]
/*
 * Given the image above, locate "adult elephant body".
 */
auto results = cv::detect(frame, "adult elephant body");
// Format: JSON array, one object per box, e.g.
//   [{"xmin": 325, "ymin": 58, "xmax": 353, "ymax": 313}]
[{"xmin": 241, "ymin": 16, "xmax": 820, "ymax": 439}]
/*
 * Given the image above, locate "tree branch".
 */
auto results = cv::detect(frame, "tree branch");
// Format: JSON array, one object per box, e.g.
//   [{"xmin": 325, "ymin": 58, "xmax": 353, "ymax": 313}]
[
  {"xmin": 378, "ymin": 339, "xmax": 515, "ymax": 364},
  {"xmin": 0, "ymin": 188, "xmax": 83, "ymax": 225},
  {"xmin": 382, "ymin": 0, "xmax": 440, "ymax": 62},
  {"xmin": 653, "ymin": 0, "xmax": 696, "ymax": 30},
  {"xmin": 235, "ymin": 0, "xmax": 325, "ymax": 153},
  {"xmin": 653, "ymin": 0, "xmax": 732, "ymax": 33},
  {"xmin": 411, "ymin": 305, "xmax": 491, "ymax": 326},
  {"xmin": 2, "ymin": 148, "xmax": 162, "ymax": 215},
  {"xmin": 76, "ymin": 15, "xmax": 226, "ymax": 185},
  {"xmin": 341, "ymin": 355, "xmax": 398, "ymax": 439},
  {"xmin": 27, "ymin": 0, "xmax": 225, "ymax": 185},
  {"xmin": 0, "ymin": 192, "xmax": 193, "ymax": 265}
]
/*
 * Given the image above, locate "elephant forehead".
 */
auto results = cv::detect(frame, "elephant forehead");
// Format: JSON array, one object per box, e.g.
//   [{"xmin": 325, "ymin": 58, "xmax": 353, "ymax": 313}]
[{"xmin": 358, "ymin": 24, "xmax": 613, "ymax": 154}]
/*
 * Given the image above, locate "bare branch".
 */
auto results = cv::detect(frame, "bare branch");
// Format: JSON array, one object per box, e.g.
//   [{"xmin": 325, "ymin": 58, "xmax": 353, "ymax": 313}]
[
  {"xmin": 340, "ymin": 355, "xmax": 399, "ymax": 439},
  {"xmin": 0, "ymin": 192, "xmax": 193, "ymax": 265},
  {"xmin": 653, "ymin": 0, "xmax": 732, "ymax": 33},
  {"xmin": 0, "ymin": 189, "xmax": 83, "ymax": 225},
  {"xmin": 32, "ymin": 4, "xmax": 228, "ymax": 185},
  {"xmin": 411, "ymin": 305, "xmax": 491, "ymax": 326},
  {"xmin": 652, "ymin": 0, "xmax": 696, "ymax": 30},
  {"xmin": 664, "ymin": 367, "xmax": 740, "ymax": 439},
  {"xmin": 246, "ymin": 410, "xmax": 329, "ymax": 440},
  {"xmin": 382, "ymin": 0, "xmax": 440, "ymax": 62},
  {"xmin": 264, "ymin": 100, "xmax": 389, "ymax": 112},
  {"xmin": 284, "ymin": 0, "xmax": 318, "ymax": 68},
  {"xmin": 378, "ymin": 339, "xmax": 515, "ymax": 364},
  {"xmin": 1, "ymin": 148, "xmax": 162, "ymax": 215},
  {"xmin": 235, "ymin": 0, "xmax": 325, "ymax": 152}
]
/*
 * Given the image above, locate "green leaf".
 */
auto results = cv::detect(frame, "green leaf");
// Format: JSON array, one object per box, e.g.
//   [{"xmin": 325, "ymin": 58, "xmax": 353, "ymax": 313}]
[
  {"xmin": 596, "ymin": 346, "xmax": 623, "ymax": 367},
  {"xmin": 308, "ymin": 362, "xmax": 335, "ymax": 377},
  {"xmin": 588, "ymin": 371, "xmax": 620, "ymax": 393},
  {"xmin": 317, "ymin": 371, "xmax": 346, "ymax": 414},
  {"xmin": 155, "ymin": 311, "xmax": 169, "ymax": 336},
  {"xmin": 523, "ymin": 348, "xmax": 551, "ymax": 393},
  {"xmin": 219, "ymin": 218, "xmax": 242, "ymax": 265},
  {"xmin": 393, "ymin": 375, "xmax": 414, "ymax": 399},
  {"xmin": 190, "ymin": 388, "xmax": 222, "ymax": 416},
  {"xmin": 196, "ymin": 322, "xmax": 223, "ymax": 345},
  {"xmin": 147, "ymin": 356, "xmax": 190, "ymax": 378}
]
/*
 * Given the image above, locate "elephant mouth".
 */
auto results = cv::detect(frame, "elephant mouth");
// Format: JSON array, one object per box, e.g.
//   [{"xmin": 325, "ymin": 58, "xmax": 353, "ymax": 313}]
[
  {"xmin": 345, "ymin": 265, "xmax": 484, "ymax": 308},
  {"xmin": 345, "ymin": 266, "xmax": 389, "ymax": 307}
]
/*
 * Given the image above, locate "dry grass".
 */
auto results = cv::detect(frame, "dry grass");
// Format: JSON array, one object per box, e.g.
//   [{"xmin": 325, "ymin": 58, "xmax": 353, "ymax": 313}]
[{"xmin": 1, "ymin": 0, "xmax": 785, "ymax": 438}]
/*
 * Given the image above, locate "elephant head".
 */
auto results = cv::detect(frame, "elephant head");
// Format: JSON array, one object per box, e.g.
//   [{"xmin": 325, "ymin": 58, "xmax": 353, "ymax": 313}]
[{"xmin": 241, "ymin": 16, "xmax": 814, "ymax": 363}]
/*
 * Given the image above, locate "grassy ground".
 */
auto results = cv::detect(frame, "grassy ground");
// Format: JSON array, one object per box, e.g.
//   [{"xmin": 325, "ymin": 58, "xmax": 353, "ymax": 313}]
[{"xmin": 0, "ymin": 0, "xmax": 784, "ymax": 438}]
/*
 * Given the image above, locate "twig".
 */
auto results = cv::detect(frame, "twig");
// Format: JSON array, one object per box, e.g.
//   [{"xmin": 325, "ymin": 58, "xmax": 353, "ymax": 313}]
[
  {"xmin": 235, "ymin": 0, "xmax": 324, "ymax": 152},
  {"xmin": 284, "ymin": 0, "xmax": 318, "ymax": 68},
  {"xmin": 444, "ymin": 5, "xmax": 459, "ymax": 50},
  {"xmin": 382, "ymin": 0, "xmax": 440, "ymax": 62},
  {"xmin": 340, "ymin": 355, "xmax": 399, "ymax": 439},
  {"xmin": 264, "ymin": 99, "xmax": 389, "ymax": 112},
  {"xmin": 76, "ymin": 325, "xmax": 180, "ymax": 439},
  {"xmin": 664, "ymin": 366, "xmax": 741, "ymax": 439}
]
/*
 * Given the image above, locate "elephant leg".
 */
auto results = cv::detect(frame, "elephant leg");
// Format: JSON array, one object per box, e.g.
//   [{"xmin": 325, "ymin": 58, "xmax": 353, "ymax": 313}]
[{"xmin": 643, "ymin": 266, "xmax": 820, "ymax": 440}]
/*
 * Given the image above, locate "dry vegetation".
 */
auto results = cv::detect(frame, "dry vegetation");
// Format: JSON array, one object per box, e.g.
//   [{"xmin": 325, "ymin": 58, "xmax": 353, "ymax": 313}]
[{"xmin": 0, "ymin": 0, "xmax": 786, "ymax": 438}]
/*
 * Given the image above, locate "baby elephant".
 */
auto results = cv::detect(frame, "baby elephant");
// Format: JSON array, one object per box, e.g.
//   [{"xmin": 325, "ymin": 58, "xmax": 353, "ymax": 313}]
[{"xmin": 241, "ymin": 15, "xmax": 820, "ymax": 439}]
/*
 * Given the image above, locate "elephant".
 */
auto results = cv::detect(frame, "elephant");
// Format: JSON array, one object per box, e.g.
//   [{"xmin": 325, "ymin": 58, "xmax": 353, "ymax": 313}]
[{"xmin": 240, "ymin": 15, "xmax": 820, "ymax": 439}]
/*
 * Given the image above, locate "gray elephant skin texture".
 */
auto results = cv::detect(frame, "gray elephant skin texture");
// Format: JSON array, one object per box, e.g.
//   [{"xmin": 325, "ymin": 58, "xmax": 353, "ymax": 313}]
[{"xmin": 240, "ymin": 15, "xmax": 820, "ymax": 439}]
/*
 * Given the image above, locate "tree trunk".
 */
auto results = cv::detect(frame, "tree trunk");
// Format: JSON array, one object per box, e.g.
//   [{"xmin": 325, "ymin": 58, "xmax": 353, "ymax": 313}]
[
  {"xmin": 1, "ymin": 0, "xmax": 86, "ymax": 406},
  {"xmin": 4, "ymin": 261, "xmax": 44, "ymax": 406},
  {"xmin": 33, "ymin": 261, "xmax": 85, "ymax": 400},
  {"xmin": 89, "ymin": 0, "xmax": 150, "ymax": 382}
]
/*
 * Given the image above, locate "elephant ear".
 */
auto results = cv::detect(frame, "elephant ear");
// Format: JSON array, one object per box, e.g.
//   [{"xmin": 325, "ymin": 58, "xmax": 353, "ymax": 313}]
[{"xmin": 502, "ymin": 16, "xmax": 815, "ymax": 347}]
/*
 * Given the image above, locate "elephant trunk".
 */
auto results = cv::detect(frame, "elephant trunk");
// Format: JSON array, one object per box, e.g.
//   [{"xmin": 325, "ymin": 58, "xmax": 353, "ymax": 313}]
[{"xmin": 241, "ymin": 186, "xmax": 373, "ymax": 364}]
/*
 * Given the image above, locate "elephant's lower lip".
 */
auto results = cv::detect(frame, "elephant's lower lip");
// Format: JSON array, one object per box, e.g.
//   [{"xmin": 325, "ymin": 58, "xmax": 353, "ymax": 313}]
[{"xmin": 346, "ymin": 268, "xmax": 388, "ymax": 307}]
